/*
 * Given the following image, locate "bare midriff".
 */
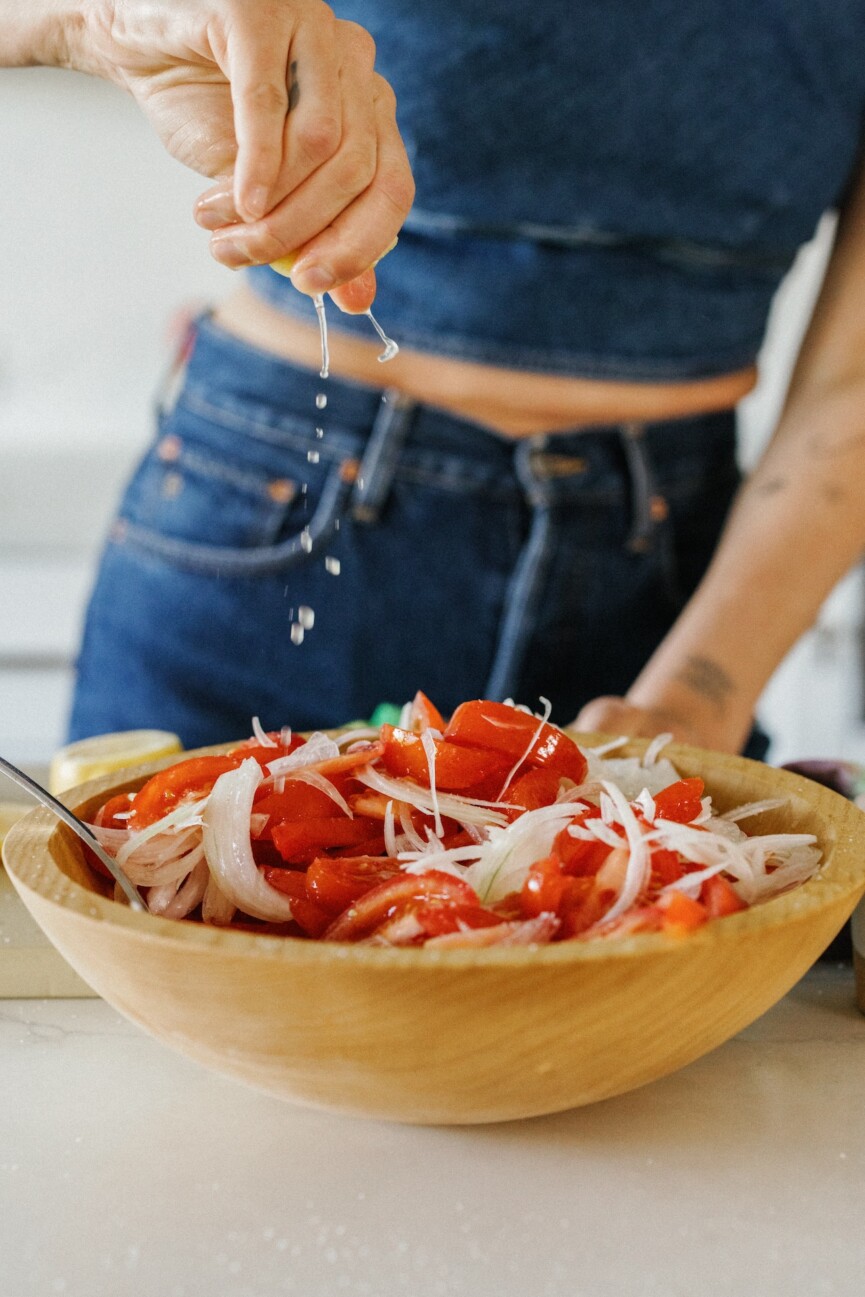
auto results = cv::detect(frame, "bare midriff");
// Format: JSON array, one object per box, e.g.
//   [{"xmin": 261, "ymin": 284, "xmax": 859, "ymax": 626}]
[{"xmin": 213, "ymin": 287, "xmax": 758, "ymax": 438}]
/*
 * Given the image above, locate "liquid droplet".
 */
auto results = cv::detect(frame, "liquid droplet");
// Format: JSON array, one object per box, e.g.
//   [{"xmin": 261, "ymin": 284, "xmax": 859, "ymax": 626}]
[
  {"xmin": 290, "ymin": 623, "xmax": 305, "ymax": 645},
  {"xmin": 325, "ymin": 556, "xmax": 341, "ymax": 575},
  {"xmin": 300, "ymin": 527, "xmax": 313, "ymax": 553},
  {"xmin": 312, "ymin": 294, "xmax": 330, "ymax": 379},
  {"xmin": 298, "ymin": 605, "xmax": 315, "ymax": 630},
  {"xmin": 315, "ymin": 393, "xmax": 328, "ymax": 410},
  {"xmin": 365, "ymin": 309, "xmax": 399, "ymax": 363},
  {"xmin": 307, "ymin": 449, "xmax": 320, "ymax": 464},
  {"xmin": 315, "ymin": 426, "xmax": 324, "ymax": 438}
]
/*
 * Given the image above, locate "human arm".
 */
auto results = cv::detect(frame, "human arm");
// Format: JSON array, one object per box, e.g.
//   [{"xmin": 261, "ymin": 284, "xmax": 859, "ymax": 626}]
[
  {"xmin": 0, "ymin": 1, "xmax": 413, "ymax": 307},
  {"xmin": 575, "ymin": 161, "xmax": 865, "ymax": 753}
]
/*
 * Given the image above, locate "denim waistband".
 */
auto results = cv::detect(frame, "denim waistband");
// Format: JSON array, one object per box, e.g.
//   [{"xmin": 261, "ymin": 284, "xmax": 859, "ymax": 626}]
[
  {"xmin": 179, "ymin": 313, "xmax": 736, "ymax": 464},
  {"xmin": 165, "ymin": 313, "xmax": 738, "ymax": 570}
]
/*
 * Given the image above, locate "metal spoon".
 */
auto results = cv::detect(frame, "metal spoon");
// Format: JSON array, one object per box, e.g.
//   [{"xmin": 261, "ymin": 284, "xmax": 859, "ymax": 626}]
[{"xmin": 0, "ymin": 755, "xmax": 145, "ymax": 910}]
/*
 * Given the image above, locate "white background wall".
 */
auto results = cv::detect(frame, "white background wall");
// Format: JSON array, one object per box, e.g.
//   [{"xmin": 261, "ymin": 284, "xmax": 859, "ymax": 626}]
[{"xmin": 1, "ymin": 67, "xmax": 864, "ymax": 769}]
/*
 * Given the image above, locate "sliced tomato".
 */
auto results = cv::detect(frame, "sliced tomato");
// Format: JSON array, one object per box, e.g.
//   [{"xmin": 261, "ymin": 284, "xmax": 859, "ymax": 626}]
[
  {"xmin": 700, "ymin": 874, "xmax": 747, "ymax": 918},
  {"xmin": 649, "ymin": 847, "xmax": 685, "ymax": 888},
  {"xmin": 323, "ymin": 870, "xmax": 481, "ymax": 941},
  {"xmin": 271, "ymin": 816, "xmax": 381, "ymax": 863},
  {"xmin": 408, "ymin": 690, "xmax": 447, "ymax": 734},
  {"xmin": 305, "ymin": 855, "xmax": 405, "ymax": 915},
  {"xmin": 444, "ymin": 700, "xmax": 588, "ymax": 784},
  {"xmin": 518, "ymin": 856, "xmax": 613, "ymax": 938},
  {"xmin": 653, "ymin": 777, "xmax": 705, "ymax": 824},
  {"xmin": 93, "ymin": 792, "xmax": 136, "ymax": 830},
  {"xmin": 379, "ymin": 725, "xmax": 512, "ymax": 790},
  {"xmin": 254, "ymin": 779, "xmax": 352, "ymax": 827},
  {"xmin": 260, "ymin": 867, "xmax": 331, "ymax": 937},
  {"xmin": 500, "ymin": 767, "xmax": 563, "ymax": 818},
  {"xmin": 129, "ymin": 754, "xmax": 243, "ymax": 828},
  {"xmin": 553, "ymin": 819, "xmax": 614, "ymax": 877},
  {"xmin": 657, "ymin": 889, "xmax": 708, "ymax": 931}
]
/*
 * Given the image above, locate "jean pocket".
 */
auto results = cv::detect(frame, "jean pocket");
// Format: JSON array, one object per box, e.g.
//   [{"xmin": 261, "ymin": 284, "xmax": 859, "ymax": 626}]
[{"xmin": 111, "ymin": 413, "xmax": 358, "ymax": 577}]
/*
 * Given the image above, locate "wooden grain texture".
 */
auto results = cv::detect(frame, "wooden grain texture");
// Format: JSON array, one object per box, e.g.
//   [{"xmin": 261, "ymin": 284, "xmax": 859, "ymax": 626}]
[{"xmin": 4, "ymin": 740, "xmax": 865, "ymax": 1123}]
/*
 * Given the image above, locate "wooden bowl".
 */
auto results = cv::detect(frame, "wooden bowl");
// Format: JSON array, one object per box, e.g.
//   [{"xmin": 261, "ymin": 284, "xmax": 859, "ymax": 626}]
[{"xmin": 4, "ymin": 741, "xmax": 865, "ymax": 1124}]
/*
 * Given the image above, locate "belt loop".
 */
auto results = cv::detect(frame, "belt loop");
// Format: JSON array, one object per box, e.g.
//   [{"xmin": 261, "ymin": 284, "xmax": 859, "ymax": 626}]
[
  {"xmin": 351, "ymin": 389, "xmax": 416, "ymax": 524},
  {"xmin": 620, "ymin": 421, "xmax": 668, "ymax": 552}
]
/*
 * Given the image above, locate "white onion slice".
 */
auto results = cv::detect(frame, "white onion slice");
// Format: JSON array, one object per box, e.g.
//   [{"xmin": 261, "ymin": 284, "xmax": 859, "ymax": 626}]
[
  {"xmin": 497, "ymin": 697, "xmax": 553, "ymax": 797},
  {"xmin": 265, "ymin": 732, "xmax": 340, "ymax": 779},
  {"xmin": 202, "ymin": 759, "xmax": 294, "ymax": 923},
  {"xmin": 251, "ymin": 716, "xmax": 278, "ymax": 747},
  {"xmin": 355, "ymin": 765, "xmax": 509, "ymax": 828},
  {"xmin": 593, "ymin": 781, "xmax": 652, "ymax": 924}
]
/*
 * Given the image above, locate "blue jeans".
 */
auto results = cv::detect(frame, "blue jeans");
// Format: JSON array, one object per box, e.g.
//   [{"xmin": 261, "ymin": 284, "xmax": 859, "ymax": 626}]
[{"xmin": 69, "ymin": 314, "xmax": 758, "ymax": 752}]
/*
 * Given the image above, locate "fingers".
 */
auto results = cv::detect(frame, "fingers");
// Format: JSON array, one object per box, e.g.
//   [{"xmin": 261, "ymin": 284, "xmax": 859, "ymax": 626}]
[
  {"xmin": 329, "ymin": 267, "xmax": 377, "ymax": 314},
  {"xmin": 222, "ymin": 9, "xmax": 295, "ymax": 221},
  {"xmin": 197, "ymin": 18, "xmax": 412, "ymax": 298},
  {"xmin": 289, "ymin": 75, "xmax": 413, "ymax": 296}
]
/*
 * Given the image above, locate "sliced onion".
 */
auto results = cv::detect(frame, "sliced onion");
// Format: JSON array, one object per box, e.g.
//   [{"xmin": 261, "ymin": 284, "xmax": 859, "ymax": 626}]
[
  {"xmin": 355, "ymin": 765, "xmax": 509, "ymax": 828},
  {"xmin": 202, "ymin": 875, "xmax": 236, "ymax": 926},
  {"xmin": 251, "ymin": 716, "xmax": 278, "ymax": 747},
  {"xmin": 202, "ymin": 759, "xmax": 294, "ymax": 923},
  {"xmin": 265, "ymin": 732, "xmax": 340, "ymax": 779},
  {"xmin": 593, "ymin": 781, "xmax": 652, "ymax": 925},
  {"xmin": 498, "ymin": 697, "xmax": 553, "ymax": 797},
  {"xmin": 420, "ymin": 728, "xmax": 444, "ymax": 838}
]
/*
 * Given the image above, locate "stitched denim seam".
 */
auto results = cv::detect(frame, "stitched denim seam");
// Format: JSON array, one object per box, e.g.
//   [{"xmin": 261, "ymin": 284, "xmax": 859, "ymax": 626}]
[
  {"xmin": 402, "ymin": 208, "xmax": 794, "ymax": 273},
  {"xmin": 112, "ymin": 463, "xmax": 349, "ymax": 576},
  {"xmin": 158, "ymin": 443, "xmax": 301, "ymax": 499},
  {"xmin": 179, "ymin": 388, "xmax": 362, "ymax": 460}
]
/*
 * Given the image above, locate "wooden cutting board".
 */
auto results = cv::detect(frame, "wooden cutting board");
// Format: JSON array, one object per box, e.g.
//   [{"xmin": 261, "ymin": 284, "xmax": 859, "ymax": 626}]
[{"xmin": 0, "ymin": 802, "xmax": 97, "ymax": 997}]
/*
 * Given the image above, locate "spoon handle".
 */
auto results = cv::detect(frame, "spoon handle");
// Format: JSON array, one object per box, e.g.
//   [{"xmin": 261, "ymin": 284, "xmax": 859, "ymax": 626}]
[{"xmin": 0, "ymin": 755, "xmax": 144, "ymax": 911}]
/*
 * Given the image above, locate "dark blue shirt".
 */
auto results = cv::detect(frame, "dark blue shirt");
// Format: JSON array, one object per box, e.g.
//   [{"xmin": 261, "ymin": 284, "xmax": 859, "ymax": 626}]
[{"xmin": 248, "ymin": 1, "xmax": 865, "ymax": 378}]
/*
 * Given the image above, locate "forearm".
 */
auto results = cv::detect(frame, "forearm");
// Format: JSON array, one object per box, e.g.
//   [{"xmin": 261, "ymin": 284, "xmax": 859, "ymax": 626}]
[
  {"xmin": 627, "ymin": 379, "xmax": 865, "ymax": 751},
  {"xmin": 0, "ymin": 1, "xmax": 88, "ymax": 69}
]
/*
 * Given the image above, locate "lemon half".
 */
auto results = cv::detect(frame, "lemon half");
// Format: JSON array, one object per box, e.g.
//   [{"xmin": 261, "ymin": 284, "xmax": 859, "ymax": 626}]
[{"xmin": 50, "ymin": 730, "xmax": 183, "ymax": 795}]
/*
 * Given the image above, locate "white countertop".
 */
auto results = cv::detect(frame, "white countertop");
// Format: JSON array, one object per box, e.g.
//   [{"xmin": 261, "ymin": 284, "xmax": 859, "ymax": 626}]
[{"xmin": 1, "ymin": 963, "xmax": 863, "ymax": 1297}]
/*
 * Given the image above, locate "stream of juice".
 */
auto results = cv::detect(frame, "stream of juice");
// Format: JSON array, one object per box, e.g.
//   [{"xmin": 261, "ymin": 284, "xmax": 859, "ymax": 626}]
[{"xmin": 292, "ymin": 295, "xmax": 399, "ymax": 646}]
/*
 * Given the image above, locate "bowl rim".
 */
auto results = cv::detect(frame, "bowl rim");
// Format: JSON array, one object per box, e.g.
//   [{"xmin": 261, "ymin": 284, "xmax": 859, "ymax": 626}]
[{"xmin": 5, "ymin": 735, "xmax": 865, "ymax": 970}]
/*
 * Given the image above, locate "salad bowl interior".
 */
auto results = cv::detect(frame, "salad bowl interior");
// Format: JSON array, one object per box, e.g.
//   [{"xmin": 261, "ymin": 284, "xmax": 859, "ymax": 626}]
[{"xmin": 4, "ymin": 738, "xmax": 865, "ymax": 1125}]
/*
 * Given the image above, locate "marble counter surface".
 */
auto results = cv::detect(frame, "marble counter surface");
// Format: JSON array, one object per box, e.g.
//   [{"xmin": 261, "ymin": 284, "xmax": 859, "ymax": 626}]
[{"xmin": 1, "ymin": 964, "xmax": 863, "ymax": 1297}]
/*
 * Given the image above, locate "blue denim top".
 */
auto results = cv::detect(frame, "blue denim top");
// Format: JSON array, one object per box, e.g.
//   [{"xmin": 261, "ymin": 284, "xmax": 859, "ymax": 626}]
[{"xmin": 247, "ymin": 1, "xmax": 865, "ymax": 380}]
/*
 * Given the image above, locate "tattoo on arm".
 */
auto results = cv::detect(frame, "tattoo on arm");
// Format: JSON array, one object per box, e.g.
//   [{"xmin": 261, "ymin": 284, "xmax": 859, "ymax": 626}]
[
  {"xmin": 288, "ymin": 60, "xmax": 300, "ymax": 111},
  {"xmin": 675, "ymin": 655, "xmax": 735, "ymax": 716}
]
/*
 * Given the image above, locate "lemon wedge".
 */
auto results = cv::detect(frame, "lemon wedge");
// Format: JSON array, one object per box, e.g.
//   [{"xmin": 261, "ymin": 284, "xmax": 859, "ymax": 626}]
[{"xmin": 49, "ymin": 730, "xmax": 183, "ymax": 795}]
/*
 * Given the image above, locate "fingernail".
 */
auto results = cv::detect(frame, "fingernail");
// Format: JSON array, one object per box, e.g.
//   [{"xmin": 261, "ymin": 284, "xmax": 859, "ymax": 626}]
[
  {"xmin": 290, "ymin": 263, "xmax": 336, "ymax": 294},
  {"xmin": 195, "ymin": 191, "xmax": 237, "ymax": 230},
  {"xmin": 244, "ymin": 186, "xmax": 270, "ymax": 220},
  {"xmin": 210, "ymin": 234, "xmax": 254, "ymax": 268}
]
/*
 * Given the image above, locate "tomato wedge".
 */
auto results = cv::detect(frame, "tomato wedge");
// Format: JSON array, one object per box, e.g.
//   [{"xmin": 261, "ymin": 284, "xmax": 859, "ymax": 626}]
[
  {"xmin": 129, "ymin": 755, "xmax": 243, "ymax": 828},
  {"xmin": 305, "ymin": 855, "xmax": 403, "ymax": 915},
  {"xmin": 408, "ymin": 690, "xmax": 447, "ymax": 734},
  {"xmin": 653, "ymin": 777, "xmax": 705, "ymax": 824},
  {"xmin": 700, "ymin": 874, "xmax": 747, "ymax": 918},
  {"xmin": 260, "ymin": 867, "xmax": 332, "ymax": 937},
  {"xmin": 324, "ymin": 870, "xmax": 481, "ymax": 941},
  {"xmin": 271, "ymin": 816, "xmax": 381, "ymax": 863},
  {"xmin": 500, "ymin": 767, "xmax": 563, "ymax": 818},
  {"xmin": 379, "ymin": 725, "xmax": 512, "ymax": 790},
  {"xmin": 444, "ymin": 700, "xmax": 588, "ymax": 784}
]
